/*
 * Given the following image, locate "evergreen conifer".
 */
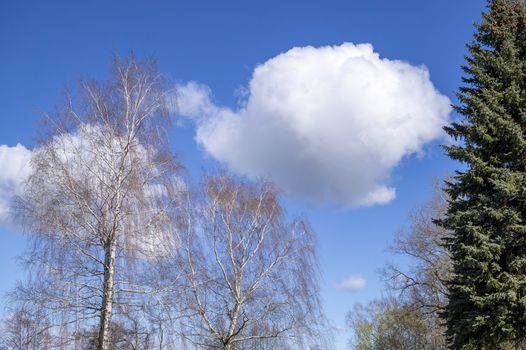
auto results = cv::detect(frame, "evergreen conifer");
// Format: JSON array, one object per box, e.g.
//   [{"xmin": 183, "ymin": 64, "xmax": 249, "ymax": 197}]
[{"xmin": 440, "ymin": 0, "xmax": 526, "ymax": 348}]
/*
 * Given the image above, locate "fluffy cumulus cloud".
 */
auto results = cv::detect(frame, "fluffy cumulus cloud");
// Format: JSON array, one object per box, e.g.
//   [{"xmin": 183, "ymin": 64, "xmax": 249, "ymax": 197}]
[
  {"xmin": 0, "ymin": 144, "xmax": 32, "ymax": 224},
  {"xmin": 176, "ymin": 43, "xmax": 451, "ymax": 207},
  {"xmin": 337, "ymin": 274, "xmax": 367, "ymax": 292}
]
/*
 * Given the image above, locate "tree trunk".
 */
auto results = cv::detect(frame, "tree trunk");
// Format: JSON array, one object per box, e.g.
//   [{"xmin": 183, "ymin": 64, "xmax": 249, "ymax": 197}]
[{"xmin": 98, "ymin": 240, "xmax": 117, "ymax": 350}]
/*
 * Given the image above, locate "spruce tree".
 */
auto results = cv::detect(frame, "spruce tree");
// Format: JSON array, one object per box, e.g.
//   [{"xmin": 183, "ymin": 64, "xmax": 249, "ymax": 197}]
[{"xmin": 440, "ymin": 0, "xmax": 526, "ymax": 349}]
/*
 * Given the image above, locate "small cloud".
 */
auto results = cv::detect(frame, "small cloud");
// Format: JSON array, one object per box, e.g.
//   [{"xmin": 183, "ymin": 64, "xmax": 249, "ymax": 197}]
[
  {"xmin": 332, "ymin": 324, "xmax": 347, "ymax": 333},
  {"xmin": 337, "ymin": 274, "xmax": 367, "ymax": 292}
]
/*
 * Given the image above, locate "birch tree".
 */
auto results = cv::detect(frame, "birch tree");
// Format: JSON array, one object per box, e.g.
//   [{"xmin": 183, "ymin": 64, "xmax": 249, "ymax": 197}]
[
  {"xmin": 0, "ymin": 303, "xmax": 52, "ymax": 350},
  {"xmin": 15, "ymin": 56, "xmax": 179, "ymax": 350},
  {"xmin": 171, "ymin": 174, "xmax": 327, "ymax": 350}
]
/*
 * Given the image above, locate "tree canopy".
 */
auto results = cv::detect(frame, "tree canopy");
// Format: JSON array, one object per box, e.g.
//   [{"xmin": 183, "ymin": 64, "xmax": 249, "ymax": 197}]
[{"xmin": 439, "ymin": 0, "xmax": 526, "ymax": 348}]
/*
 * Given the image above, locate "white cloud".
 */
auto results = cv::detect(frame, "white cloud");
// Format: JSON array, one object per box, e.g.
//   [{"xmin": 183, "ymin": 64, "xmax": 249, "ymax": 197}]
[
  {"xmin": 0, "ymin": 143, "xmax": 32, "ymax": 224},
  {"xmin": 332, "ymin": 324, "xmax": 346, "ymax": 333},
  {"xmin": 176, "ymin": 43, "xmax": 451, "ymax": 207},
  {"xmin": 337, "ymin": 274, "xmax": 367, "ymax": 292}
]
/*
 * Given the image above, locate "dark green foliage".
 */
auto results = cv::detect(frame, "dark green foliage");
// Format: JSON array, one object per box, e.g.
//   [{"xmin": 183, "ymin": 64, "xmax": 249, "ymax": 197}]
[{"xmin": 439, "ymin": 0, "xmax": 526, "ymax": 348}]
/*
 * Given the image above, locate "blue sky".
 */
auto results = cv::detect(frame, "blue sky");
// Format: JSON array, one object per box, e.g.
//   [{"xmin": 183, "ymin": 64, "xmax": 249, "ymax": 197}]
[{"xmin": 1, "ymin": 0, "xmax": 486, "ymax": 348}]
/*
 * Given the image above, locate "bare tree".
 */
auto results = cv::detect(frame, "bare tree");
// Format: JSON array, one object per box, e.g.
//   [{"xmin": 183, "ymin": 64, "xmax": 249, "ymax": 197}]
[
  {"xmin": 14, "ymin": 56, "xmax": 179, "ymax": 350},
  {"xmin": 347, "ymin": 183, "xmax": 452, "ymax": 350},
  {"xmin": 385, "ymin": 182, "xmax": 451, "ymax": 316},
  {"xmin": 169, "ymin": 173, "xmax": 328, "ymax": 350},
  {"xmin": 0, "ymin": 303, "xmax": 52, "ymax": 350},
  {"xmin": 369, "ymin": 182, "xmax": 452, "ymax": 349}
]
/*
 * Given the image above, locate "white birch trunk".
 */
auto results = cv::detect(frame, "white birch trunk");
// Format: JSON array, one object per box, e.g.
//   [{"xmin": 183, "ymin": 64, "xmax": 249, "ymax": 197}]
[{"xmin": 98, "ymin": 239, "xmax": 117, "ymax": 350}]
